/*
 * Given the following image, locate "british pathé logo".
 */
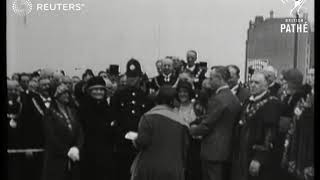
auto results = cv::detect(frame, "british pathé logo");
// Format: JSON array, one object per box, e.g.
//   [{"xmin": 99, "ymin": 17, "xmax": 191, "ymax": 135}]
[
  {"xmin": 280, "ymin": 0, "xmax": 309, "ymax": 33},
  {"xmin": 281, "ymin": 0, "xmax": 307, "ymax": 16},
  {"xmin": 280, "ymin": 18, "xmax": 309, "ymax": 33},
  {"xmin": 12, "ymin": 0, "xmax": 33, "ymax": 16}
]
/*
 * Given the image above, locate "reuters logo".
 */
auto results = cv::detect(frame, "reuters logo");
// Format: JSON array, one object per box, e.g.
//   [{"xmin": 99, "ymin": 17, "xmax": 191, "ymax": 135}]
[{"xmin": 12, "ymin": 0, "xmax": 33, "ymax": 16}]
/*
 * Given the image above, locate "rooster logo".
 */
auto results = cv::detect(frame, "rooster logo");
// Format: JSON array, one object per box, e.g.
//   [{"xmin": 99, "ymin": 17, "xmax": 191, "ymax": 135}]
[
  {"xmin": 12, "ymin": 0, "xmax": 32, "ymax": 16},
  {"xmin": 281, "ymin": 0, "xmax": 307, "ymax": 16}
]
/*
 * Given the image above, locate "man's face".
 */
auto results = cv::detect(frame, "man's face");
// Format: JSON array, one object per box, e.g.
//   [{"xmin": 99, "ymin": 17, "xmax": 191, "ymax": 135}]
[
  {"xmin": 28, "ymin": 80, "xmax": 39, "ymax": 93},
  {"xmin": 20, "ymin": 75, "xmax": 30, "ymax": 90},
  {"xmin": 99, "ymin": 72, "xmax": 108, "ymax": 79},
  {"xmin": 7, "ymin": 86, "xmax": 20, "ymax": 101},
  {"xmin": 12, "ymin": 74, "xmax": 20, "ymax": 81},
  {"xmin": 202, "ymin": 78, "xmax": 211, "ymax": 90},
  {"xmin": 126, "ymin": 76, "xmax": 140, "ymax": 87},
  {"xmin": 228, "ymin": 67, "xmax": 239, "ymax": 88},
  {"xmin": 72, "ymin": 77, "xmax": 81, "ymax": 84},
  {"xmin": 109, "ymin": 75, "xmax": 118, "ymax": 83},
  {"xmin": 57, "ymin": 92, "xmax": 70, "ymax": 104},
  {"xmin": 209, "ymin": 69, "xmax": 222, "ymax": 91},
  {"xmin": 83, "ymin": 74, "xmax": 93, "ymax": 82},
  {"xmin": 119, "ymin": 75, "xmax": 127, "ymax": 86},
  {"xmin": 89, "ymin": 87, "xmax": 106, "ymax": 100},
  {"xmin": 249, "ymin": 73, "xmax": 268, "ymax": 96},
  {"xmin": 62, "ymin": 79, "xmax": 73, "ymax": 91},
  {"xmin": 156, "ymin": 61, "xmax": 163, "ymax": 74},
  {"xmin": 39, "ymin": 78, "xmax": 51, "ymax": 96},
  {"xmin": 162, "ymin": 61, "xmax": 173, "ymax": 75},
  {"xmin": 186, "ymin": 51, "xmax": 197, "ymax": 66}
]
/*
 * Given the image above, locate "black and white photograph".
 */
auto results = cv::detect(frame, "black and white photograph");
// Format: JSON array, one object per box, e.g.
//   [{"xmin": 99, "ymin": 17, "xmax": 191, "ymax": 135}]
[{"xmin": 6, "ymin": 0, "xmax": 314, "ymax": 180}]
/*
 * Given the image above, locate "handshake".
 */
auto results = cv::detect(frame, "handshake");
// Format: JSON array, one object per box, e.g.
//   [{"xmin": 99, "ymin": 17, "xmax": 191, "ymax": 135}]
[{"xmin": 67, "ymin": 146, "xmax": 80, "ymax": 162}]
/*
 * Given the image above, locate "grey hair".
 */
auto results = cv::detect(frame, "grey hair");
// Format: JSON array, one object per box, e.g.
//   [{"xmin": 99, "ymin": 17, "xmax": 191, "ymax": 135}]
[{"xmin": 254, "ymin": 69, "xmax": 273, "ymax": 85}]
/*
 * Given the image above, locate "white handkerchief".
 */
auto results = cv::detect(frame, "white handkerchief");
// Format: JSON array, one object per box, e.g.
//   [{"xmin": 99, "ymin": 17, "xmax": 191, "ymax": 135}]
[{"xmin": 125, "ymin": 131, "xmax": 138, "ymax": 140}]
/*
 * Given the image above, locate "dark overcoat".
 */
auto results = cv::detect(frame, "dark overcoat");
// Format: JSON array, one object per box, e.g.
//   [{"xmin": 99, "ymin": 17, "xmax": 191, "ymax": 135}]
[
  {"xmin": 42, "ymin": 101, "xmax": 83, "ymax": 180},
  {"xmin": 78, "ymin": 96, "xmax": 115, "ymax": 180},
  {"xmin": 231, "ymin": 92, "xmax": 281, "ymax": 180},
  {"xmin": 131, "ymin": 106, "xmax": 189, "ymax": 180}
]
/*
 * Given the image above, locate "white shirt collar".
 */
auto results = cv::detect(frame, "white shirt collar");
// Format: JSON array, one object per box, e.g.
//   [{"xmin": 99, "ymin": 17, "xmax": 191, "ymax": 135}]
[
  {"xmin": 187, "ymin": 65, "xmax": 196, "ymax": 71},
  {"xmin": 40, "ymin": 94, "xmax": 51, "ymax": 101},
  {"xmin": 163, "ymin": 73, "xmax": 172, "ymax": 78},
  {"xmin": 269, "ymin": 81, "xmax": 275, "ymax": 87},
  {"xmin": 231, "ymin": 84, "xmax": 240, "ymax": 95},
  {"xmin": 215, "ymin": 85, "xmax": 229, "ymax": 94},
  {"xmin": 249, "ymin": 90, "xmax": 268, "ymax": 102}
]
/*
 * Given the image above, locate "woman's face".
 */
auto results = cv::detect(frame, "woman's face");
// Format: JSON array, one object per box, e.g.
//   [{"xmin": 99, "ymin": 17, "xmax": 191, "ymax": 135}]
[
  {"xmin": 89, "ymin": 87, "xmax": 106, "ymax": 100},
  {"xmin": 57, "ymin": 92, "xmax": 70, "ymax": 104},
  {"xmin": 178, "ymin": 88, "xmax": 190, "ymax": 104}
]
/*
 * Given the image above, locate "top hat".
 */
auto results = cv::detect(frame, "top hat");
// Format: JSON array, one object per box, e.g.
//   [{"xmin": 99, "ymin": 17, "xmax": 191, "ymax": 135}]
[{"xmin": 108, "ymin": 64, "xmax": 120, "ymax": 76}]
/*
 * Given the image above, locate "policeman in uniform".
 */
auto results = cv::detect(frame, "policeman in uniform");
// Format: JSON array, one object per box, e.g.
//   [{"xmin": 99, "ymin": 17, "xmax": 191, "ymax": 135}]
[{"xmin": 112, "ymin": 58, "xmax": 153, "ymax": 180}]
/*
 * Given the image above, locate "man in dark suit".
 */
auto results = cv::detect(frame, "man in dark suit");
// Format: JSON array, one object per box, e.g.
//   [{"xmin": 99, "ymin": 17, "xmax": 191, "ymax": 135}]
[
  {"xmin": 185, "ymin": 50, "xmax": 206, "ymax": 90},
  {"xmin": 227, "ymin": 65, "xmax": 250, "ymax": 106},
  {"xmin": 148, "ymin": 58, "xmax": 179, "ymax": 93},
  {"xmin": 20, "ymin": 76, "xmax": 51, "ymax": 180},
  {"xmin": 189, "ymin": 66, "xmax": 241, "ymax": 180}
]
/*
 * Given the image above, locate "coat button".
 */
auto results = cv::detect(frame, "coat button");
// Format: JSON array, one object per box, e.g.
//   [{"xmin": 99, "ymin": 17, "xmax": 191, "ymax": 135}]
[
  {"xmin": 132, "ymin": 100, "xmax": 136, "ymax": 105},
  {"xmin": 142, "ymin": 104, "xmax": 145, "ymax": 108},
  {"xmin": 132, "ymin": 92, "xmax": 136, "ymax": 96},
  {"xmin": 131, "ymin": 110, "xmax": 135, "ymax": 114}
]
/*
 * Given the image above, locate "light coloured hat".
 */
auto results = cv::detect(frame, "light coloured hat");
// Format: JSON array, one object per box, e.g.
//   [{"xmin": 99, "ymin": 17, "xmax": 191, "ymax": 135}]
[
  {"xmin": 40, "ymin": 68, "xmax": 55, "ymax": 78},
  {"xmin": 54, "ymin": 83, "xmax": 69, "ymax": 98}
]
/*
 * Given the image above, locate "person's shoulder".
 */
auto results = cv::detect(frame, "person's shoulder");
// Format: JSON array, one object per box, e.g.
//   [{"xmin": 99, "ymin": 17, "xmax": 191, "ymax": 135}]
[{"xmin": 217, "ymin": 88, "xmax": 233, "ymax": 98}]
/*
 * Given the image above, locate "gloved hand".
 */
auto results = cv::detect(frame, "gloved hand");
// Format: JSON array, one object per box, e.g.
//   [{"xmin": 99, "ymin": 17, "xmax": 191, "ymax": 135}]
[
  {"xmin": 67, "ymin": 146, "xmax": 80, "ymax": 162},
  {"xmin": 249, "ymin": 160, "xmax": 261, "ymax": 176}
]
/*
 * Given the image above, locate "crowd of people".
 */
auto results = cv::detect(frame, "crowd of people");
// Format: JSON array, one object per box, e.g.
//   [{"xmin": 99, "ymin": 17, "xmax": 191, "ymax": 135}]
[{"xmin": 7, "ymin": 50, "xmax": 314, "ymax": 180}]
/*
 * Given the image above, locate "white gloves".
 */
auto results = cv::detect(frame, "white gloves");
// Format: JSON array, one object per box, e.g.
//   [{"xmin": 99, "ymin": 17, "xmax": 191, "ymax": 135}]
[
  {"xmin": 67, "ymin": 146, "xmax": 80, "ymax": 162},
  {"xmin": 249, "ymin": 160, "xmax": 261, "ymax": 176}
]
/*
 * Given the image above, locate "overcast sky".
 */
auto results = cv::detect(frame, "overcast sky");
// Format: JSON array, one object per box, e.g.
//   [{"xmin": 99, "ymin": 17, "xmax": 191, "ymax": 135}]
[{"xmin": 7, "ymin": 0, "xmax": 314, "ymax": 79}]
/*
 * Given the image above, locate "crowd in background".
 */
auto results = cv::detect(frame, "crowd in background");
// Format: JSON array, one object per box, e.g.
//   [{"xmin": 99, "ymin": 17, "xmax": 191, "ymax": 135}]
[{"xmin": 7, "ymin": 50, "xmax": 314, "ymax": 180}]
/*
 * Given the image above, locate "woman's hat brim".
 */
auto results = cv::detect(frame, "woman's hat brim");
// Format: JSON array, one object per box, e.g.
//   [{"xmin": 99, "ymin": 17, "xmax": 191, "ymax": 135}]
[{"xmin": 87, "ymin": 85, "xmax": 107, "ymax": 90}]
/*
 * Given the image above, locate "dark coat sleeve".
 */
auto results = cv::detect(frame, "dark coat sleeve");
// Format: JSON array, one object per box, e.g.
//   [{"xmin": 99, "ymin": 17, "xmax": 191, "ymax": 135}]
[
  {"xmin": 74, "ymin": 116, "xmax": 84, "ymax": 150},
  {"xmin": 43, "ymin": 111, "xmax": 69, "ymax": 157},
  {"xmin": 134, "ymin": 115, "xmax": 153, "ymax": 150},
  {"xmin": 189, "ymin": 98, "xmax": 226, "ymax": 137}
]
